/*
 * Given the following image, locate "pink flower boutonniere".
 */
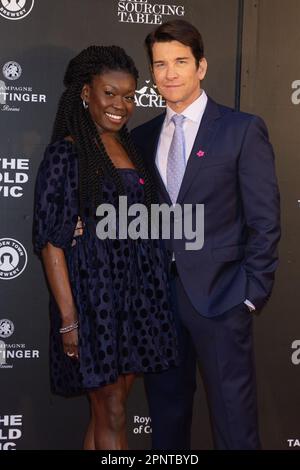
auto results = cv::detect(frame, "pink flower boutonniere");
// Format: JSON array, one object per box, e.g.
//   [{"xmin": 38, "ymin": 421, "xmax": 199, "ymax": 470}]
[{"xmin": 196, "ymin": 150, "xmax": 205, "ymax": 158}]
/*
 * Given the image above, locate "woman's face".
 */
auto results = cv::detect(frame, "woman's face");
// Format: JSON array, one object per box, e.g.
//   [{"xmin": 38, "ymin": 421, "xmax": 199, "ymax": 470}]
[{"xmin": 81, "ymin": 70, "xmax": 136, "ymax": 133}]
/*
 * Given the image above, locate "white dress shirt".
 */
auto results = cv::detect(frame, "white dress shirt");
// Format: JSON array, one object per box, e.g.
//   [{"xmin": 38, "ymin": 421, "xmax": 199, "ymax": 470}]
[{"xmin": 156, "ymin": 90, "xmax": 208, "ymax": 187}]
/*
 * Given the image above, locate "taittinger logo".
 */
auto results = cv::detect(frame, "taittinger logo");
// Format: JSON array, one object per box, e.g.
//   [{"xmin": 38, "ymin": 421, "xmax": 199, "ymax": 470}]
[
  {"xmin": 2, "ymin": 61, "xmax": 22, "ymax": 80},
  {"xmin": 0, "ymin": 319, "xmax": 15, "ymax": 338},
  {"xmin": 1, "ymin": 60, "xmax": 47, "ymax": 112}
]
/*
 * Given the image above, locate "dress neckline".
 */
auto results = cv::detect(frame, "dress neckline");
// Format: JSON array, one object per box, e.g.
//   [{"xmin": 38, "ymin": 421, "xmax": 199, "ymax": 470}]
[
  {"xmin": 116, "ymin": 168, "xmax": 138, "ymax": 172},
  {"xmin": 62, "ymin": 140, "xmax": 138, "ymax": 173}
]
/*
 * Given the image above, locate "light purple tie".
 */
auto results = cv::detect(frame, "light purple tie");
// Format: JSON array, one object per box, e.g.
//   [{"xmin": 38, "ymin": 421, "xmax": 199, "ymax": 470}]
[{"xmin": 167, "ymin": 114, "xmax": 186, "ymax": 204}]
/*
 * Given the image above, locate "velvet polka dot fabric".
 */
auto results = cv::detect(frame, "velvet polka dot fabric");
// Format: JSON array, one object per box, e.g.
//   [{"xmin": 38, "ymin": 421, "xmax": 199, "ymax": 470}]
[{"xmin": 33, "ymin": 140, "xmax": 178, "ymax": 396}]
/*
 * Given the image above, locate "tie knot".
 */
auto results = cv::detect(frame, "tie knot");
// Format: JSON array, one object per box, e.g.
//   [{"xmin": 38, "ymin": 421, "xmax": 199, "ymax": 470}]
[{"xmin": 172, "ymin": 114, "xmax": 185, "ymax": 127}]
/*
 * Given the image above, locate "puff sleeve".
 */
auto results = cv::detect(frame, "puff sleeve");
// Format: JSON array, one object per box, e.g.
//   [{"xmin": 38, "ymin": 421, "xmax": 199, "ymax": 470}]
[{"xmin": 33, "ymin": 141, "xmax": 77, "ymax": 255}]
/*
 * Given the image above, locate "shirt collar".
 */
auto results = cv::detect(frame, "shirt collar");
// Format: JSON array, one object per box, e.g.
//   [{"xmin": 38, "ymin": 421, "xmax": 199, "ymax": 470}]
[{"xmin": 165, "ymin": 89, "xmax": 208, "ymax": 126}]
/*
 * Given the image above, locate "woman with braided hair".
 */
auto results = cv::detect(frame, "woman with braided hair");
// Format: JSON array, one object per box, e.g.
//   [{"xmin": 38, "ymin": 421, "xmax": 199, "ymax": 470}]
[{"xmin": 33, "ymin": 45, "xmax": 177, "ymax": 450}]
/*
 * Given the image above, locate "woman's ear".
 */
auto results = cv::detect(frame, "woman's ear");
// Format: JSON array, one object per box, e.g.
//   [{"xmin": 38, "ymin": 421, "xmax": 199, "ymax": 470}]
[{"xmin": 81, "ymin": 84, "xmax": 90, "ymax": 103}]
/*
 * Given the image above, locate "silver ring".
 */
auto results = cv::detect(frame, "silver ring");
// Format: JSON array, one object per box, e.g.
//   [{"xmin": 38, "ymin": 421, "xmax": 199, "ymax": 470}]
[{"xmin": 66, "ymin": 352, "xmax": 75, "ymax": 357}]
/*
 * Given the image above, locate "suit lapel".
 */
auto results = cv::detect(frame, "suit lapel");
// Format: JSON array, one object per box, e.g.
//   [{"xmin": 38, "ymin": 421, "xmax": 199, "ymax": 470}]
[{"xmin": 177, "ymin": 98, "xmax": 221, "ymax": 204}]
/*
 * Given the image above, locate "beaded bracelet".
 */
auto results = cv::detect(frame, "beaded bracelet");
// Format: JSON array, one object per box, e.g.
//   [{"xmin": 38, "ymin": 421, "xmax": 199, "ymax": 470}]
[{"xmin": 59, "ymin": 320, "xmax": 79, "ymax": 334}]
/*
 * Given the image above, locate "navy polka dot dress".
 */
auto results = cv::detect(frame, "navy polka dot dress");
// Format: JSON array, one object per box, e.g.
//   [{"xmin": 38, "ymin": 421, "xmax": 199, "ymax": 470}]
[{"xmin": 33, "ymin": 140, "xmax": 178, "ymax": 396}]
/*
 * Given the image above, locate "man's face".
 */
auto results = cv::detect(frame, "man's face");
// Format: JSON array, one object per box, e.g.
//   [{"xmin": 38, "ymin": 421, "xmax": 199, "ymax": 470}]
[{"xmin": 151, "ymin": 40, "xmax": 207, "ymax": 113}]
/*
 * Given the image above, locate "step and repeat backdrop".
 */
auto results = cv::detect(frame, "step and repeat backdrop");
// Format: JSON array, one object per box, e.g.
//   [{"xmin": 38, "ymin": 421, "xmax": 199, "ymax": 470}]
[
  {"xmin": 0, "ymin": 0, "xmax": 299, "ymax": 450},
  {"xmin": 240, "ymin": 0, "xmax": 300, "ymax": 451}
]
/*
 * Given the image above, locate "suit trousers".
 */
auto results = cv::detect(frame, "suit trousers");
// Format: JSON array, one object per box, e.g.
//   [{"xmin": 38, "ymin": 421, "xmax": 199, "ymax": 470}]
[{"xmin": 144, "ymin": 267, "xmax": 261, "ymax": 450}]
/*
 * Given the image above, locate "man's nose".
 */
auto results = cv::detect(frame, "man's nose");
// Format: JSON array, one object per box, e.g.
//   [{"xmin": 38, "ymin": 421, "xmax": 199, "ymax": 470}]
[{"xmin": 166, "ymin": 65, "xmax": 178, "ymax": 80}]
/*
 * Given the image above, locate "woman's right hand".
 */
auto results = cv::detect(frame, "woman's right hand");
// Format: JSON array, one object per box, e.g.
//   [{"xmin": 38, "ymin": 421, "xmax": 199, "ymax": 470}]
[
  {"xmin": 62, "ymin": 328, "xmax": 79, "ymax": 360},
  {"xmin": 41, "ymin": 243, "xmax": 80, "ymax": 360}
]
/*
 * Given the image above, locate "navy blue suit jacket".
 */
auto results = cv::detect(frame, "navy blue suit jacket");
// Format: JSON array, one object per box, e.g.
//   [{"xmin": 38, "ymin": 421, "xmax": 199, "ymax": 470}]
[{"xmin": 131, "ymin": 97, "xmax": 281, "ymax": 317}]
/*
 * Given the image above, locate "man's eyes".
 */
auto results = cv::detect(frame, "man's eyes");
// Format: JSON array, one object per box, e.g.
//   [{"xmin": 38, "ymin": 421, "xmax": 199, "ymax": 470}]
[{"xmin": 154, "ymin": 60, "xmax": 188, "ymax": 68}]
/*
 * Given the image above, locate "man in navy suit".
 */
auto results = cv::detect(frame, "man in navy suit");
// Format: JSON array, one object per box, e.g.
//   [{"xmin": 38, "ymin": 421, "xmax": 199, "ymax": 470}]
[{"xmin": 131, "ymin": 19, "xmax": 280, "ymax": 450}]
